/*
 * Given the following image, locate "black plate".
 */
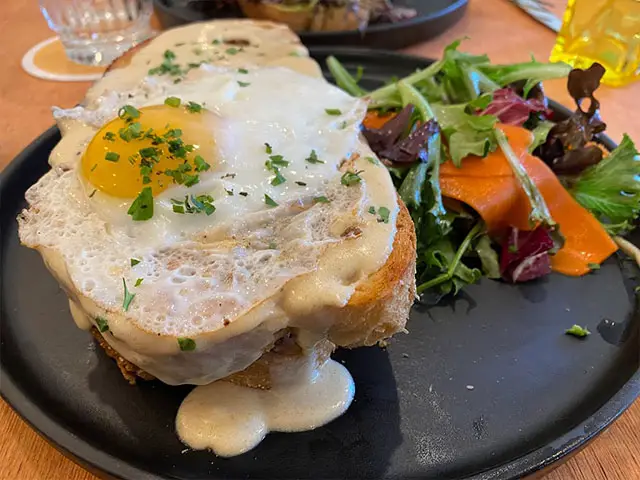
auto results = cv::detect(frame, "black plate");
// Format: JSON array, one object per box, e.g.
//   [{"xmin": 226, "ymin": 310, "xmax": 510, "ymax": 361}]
[
  {"xmin": 2, "ymin": 49, "xmax": 640, "ymax": 480},
  {"xmin": 154, "ymin": 0, "xmax": 468, "ymax": 50}
]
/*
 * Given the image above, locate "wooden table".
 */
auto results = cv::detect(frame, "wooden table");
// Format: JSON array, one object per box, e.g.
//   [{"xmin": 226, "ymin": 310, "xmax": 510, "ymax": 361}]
[{"xmin": 1, "ymin": 1, "xmax": 639, "ymax": 479}]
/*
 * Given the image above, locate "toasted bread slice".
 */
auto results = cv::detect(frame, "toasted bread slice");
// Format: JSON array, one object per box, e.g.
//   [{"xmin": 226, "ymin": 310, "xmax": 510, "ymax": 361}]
[{"xmin": 70, "ymin": 22, "xmax": 417, "ymax": 388}]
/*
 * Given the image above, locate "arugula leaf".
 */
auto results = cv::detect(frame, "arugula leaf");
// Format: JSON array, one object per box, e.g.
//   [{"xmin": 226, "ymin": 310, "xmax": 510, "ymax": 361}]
[
  {"xmin": 570, "ymin": 134, "xmax": 640, "ymax": 234},
  {"xmin": 326, "ymin": 56, "xmax": 367, "ymax": 97},
  {"xmin": 475, "ymin": 234, "xmax": 501, "ymax": 279},
  {"xmin": 477, "ymin": 59, "xmax": 572, "ymax": 89}
]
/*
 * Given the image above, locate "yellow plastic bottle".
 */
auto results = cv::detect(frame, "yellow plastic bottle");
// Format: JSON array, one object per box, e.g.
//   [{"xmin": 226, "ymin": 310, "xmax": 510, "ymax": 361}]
[{"xmin": 550, "ymin": 0, "xmax": 640, "ymax": 87}]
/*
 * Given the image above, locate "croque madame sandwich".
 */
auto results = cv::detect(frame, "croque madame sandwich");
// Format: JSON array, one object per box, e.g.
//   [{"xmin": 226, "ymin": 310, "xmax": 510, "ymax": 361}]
[{"xmin": 17, "ymin": 20, "xmax": 416, "ymax": 455}]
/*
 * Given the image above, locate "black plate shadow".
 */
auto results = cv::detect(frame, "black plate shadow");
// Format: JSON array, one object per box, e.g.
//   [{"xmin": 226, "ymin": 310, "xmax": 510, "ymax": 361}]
[
  {"xmin": 1, "ymin": 48, "xmax": 639, "ymax": 480},
  {"xmin": 153, "ymin": 0, "xmax": 468, "ymax": 50}
]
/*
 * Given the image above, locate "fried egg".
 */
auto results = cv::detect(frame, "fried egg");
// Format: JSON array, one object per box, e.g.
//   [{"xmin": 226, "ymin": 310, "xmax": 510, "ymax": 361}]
[{"xmin": 19, "ymin": 45, "xmax": 398, "ymax": 385}]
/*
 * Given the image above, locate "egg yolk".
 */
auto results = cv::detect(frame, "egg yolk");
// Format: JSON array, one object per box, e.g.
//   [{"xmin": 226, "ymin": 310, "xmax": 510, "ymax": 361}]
[{"xmin": 82, "ymin": 104, "xmax": 217, "ymax": 198}]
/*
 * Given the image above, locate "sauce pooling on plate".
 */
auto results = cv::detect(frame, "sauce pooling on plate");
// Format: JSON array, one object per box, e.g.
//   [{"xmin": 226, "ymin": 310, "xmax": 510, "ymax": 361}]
[{"xmin": 176, "ymin": 359, "xmax": 355, "ymax": 457}]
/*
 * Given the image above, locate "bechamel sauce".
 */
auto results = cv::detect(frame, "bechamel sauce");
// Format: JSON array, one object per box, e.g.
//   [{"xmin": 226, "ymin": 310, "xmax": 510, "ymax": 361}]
[{"xmin": 175, "ymin": 359, "xmax": 355, "ymax": 457}]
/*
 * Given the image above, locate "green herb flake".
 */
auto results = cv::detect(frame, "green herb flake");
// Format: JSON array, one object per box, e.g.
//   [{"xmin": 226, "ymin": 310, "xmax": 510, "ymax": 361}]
[
  {"xmin": 366, "ymin": 156, "xmax": 380, "ymax": 165},
  {"xmin": 271, "ymin": 170, "xmax": 286, "ymax": 186},
  {"xmin": 212, "ymin": 39, "xmax": 221, "ymax": 45},
  {"xmin": 127, "ymin": 187, "xmax": 154, "ymax": 221},
  {"xmin": 185, "ymin": 101, "xmax": 203, "ymax": 113},
  {"xmin": 105, "ymin": 152, "xmax": 120, "ymax": 162},
  {"xmin": 588, "ymin": 263, "xmax": 601, "ymax": 270},
  {"xmin": 173, "ymin": 204, "xmax": 185, "ymax": 214},
  {"xmin": 265, "ymin": 143, "xmax": 273, "ymax": 154},
  {"xmin": 130, "ymin": 258, "xmax": 140, "ymax": 267},
  {"xmin": 313, "ymin": 196, "xmax": 330, "ymax": 204},
  {"xmin": 96, "ymin": 316, "xmax": 109, "ymax": 333},
  {"xmin": 339, "ymin": 121, "xmax": 348, "ymax": 130},
  {"xmin": 239, "ymin": 191, "xmax": 249, "ymax": 197},
  {"xmin": 268, "ymin": 242, "xmax": 277, "ymax": 250},
  {"xmin": 368, "ymin": 206, "xmax": 376, "ymax": 215},
  {"xmin": 377, "ymin": 206, "xmax": 391, "ymax": 224},
  {"xmin": 565, "ymin": 324, "xmax": 591, "ymax": 338},
  {"xmin": 325, "ymin": 108, "xmax": 342, "ymax": 116},
  {"xmin": 508, "ymin": 244, "xmax": 518, "ymax": 254},
  {"xmin": 305, "ymin": 150, "xmax": 324, "ymax": 164},
  {"xmin": 118, "ymin": 105, "xmax": 140, "ymax": 122},
  {"xmin": 295, "ymin": 181, "xmax": 307, "ymax": 186},
  {"xmin": 341, "ymin": 170, "xmax": 363, "ymax": 186},
  {"xmin": 226, "ymin": 47, "xmax": 240, "ymax": 55},
  {"xmin": 225, "ymin": 189, "xmax": 234, "ymax": 196},
  {"xmin": 194, "ymin": 155, "xmax": 211, "ymax": 172},
  {"xmin": 89, "ymin": 189, "xmax": 97, "ymax": 198},
  {"xmin": 103, "ymin": 132, "xmax": 116, "ymax": 142},
  {"xmin": 178, "ymin": 337, "xmax": 196, "ymax": 351},
  {"xmin": 134, "ymin": 278, "xmax": 144, "ymax": 287},
  {"xmin": 237, "ymin": 81, "xmax": 250, "ymax": 87},
  {"xmin": 164, "ymin": 96, "xmax": 181, "ymax": 108},
  {"xmin": 238, "ymin": 68, "xmax": 249, "ymax": 74},
  {"xmin": 268, "ymin": 155, "xmax": 289, "ymax": 167},
  {"xmin": 264, "ymin": 194, "xmax": 278, "ymax": 207},
  {"xmin": 122, "ymin": 278, "xmax": 136, "ymax": 312}
]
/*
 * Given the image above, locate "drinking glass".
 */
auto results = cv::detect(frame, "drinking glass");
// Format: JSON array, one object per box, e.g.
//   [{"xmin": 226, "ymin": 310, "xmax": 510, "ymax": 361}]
[
  {"xmin": 550, "ymin": 0, "xmax": 640, "ymax": 87},
  {"xmin": 39, "ymin": 0, "xmax": 154, "ymax": 66}
]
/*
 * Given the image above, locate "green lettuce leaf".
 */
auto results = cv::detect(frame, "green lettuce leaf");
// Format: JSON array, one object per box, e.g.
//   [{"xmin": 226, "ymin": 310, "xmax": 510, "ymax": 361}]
[{"xmin": 570, "ymin": 134, "xmax": 640, "ymax": 234}]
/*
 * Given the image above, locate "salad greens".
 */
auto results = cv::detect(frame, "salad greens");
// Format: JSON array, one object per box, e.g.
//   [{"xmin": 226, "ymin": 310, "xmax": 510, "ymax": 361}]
[{"xmin": 327, "ymin": 39, "xmax": 640, "ymax": 299}]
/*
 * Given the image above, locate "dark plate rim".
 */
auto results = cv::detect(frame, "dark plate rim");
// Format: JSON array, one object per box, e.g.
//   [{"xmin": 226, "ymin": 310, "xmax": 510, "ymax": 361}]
[
  {"xmin": 1, "ymin": 47, "xmax": 639, "ymax": 480},
  {"xmin": 152, "ymin": 0, "xmax": 469, "ymax": 39}
]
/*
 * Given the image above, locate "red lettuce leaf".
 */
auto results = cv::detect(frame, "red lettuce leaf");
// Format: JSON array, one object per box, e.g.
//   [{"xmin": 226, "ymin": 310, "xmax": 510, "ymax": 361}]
[
  {"xmin": 479, "ymin": 87, "xmax": 550, "ymax": 126},
  {"xmin": 500, "ymin": 227, "xmax": 555, "ymax": 283}
]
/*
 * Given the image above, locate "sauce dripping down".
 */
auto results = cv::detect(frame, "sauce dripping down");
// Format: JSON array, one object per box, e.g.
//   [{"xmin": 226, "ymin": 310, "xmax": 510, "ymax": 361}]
[{"xmin": 175, "ymin": 359, "xmax": 355, "ymax": 457}]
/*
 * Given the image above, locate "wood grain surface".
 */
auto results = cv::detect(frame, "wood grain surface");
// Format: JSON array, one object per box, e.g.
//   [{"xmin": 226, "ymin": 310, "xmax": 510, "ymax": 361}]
[{"xmin": 1, "ymin": 1, "xmax": 639, "ymax": 479}]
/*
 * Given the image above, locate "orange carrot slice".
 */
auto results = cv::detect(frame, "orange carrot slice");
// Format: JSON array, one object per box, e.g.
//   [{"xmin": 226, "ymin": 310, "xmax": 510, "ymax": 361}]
[{"xmin": 440, "ymin": 124, "xmax": 618, "ymax": 276}]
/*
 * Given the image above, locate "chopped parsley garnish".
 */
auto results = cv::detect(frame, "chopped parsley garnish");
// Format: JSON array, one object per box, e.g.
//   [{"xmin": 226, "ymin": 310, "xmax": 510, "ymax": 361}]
[
  {"xmin": 368, "ymin": 206, "xmax": 376, "ymax": 215},
  {"xmin": 130, "ymin": 258, "xmax": 140, "ymax": 267},
  {"xmin": 91, "ymin": 164, "xmax": 98, "ymax": 172},
  {"xmin": 237, "ymin": 81, "xmax": 250, "ymax": 87},
  {"xmin": 139, "ymin": 147, "xmax": 160, "ymax": 159},
  {"xmin": 366, "ymin": 156, "xmax": 380, "ymax": 165},
  {"xmin": 565, "ymin": 324, "xmax": 591, "ymax": 338},
  {"xmin": 264, "ymin": 143, "xmax": 273, "ymax": 154},
  {"xmin": 122, "ymin": 278, "xmax": 136, "ymax": 311},
  {"xmin": 264, "ymin": 194, "xmax": 278, "ymax": 207},
  {"xmin": 163, "ymin": 128, "xmax": 182, "ymax": 139},
  {"xmin": 178, "ymin": 337, "xmax": 196, "ymax": 351},
  {"xmin": 127, "ymin": 187, "xmax": 154, "ymax": 221},
  {"xmin": 238, "ymin": 68, "xmax": 249, "ymax": 74},
  {"xmin": 313, "ymin": 196, "xmax": 330, "ymax": 204},
  {"xmin": 134, "ymin": 278, "xmax": 144, "ymax": 287},
  {"xmin": 268, "ymin": 242, "xmax": 277, "ymax": 250},
  {"xmin": 226, "ymin": 47, "xmax": 240, "ymax": 55},
  {"xmin": 212, "ymin": 39, "xmax": 221, "ymax": 45},
  {"xmin": 186, "ymin": 101, "xmax": 203, "ymax": 113},
  {"xmin": 305, "ymin": 150, "xmax": 324, "ymax": 164},
  {"xmin": 341, "ymin": 170, "xmax": 363, "ymax": 186},
  {"xmin": 171, "ymin": 194, "xmax": 216, "ymax": 215},
  {"xmin": 225, "ymin": 189, "xmax": 234, "ymax": 196},
  {"xmin": 105, "ymin": 152, "xmax": 120, "ymax": 162},
  {"xmin": 89, "ymin": 189, "xmax": 97, "ymax": 198},
  {"xmin": 164, "ymin": 96, "xmax": 181, "ymax": 108},
  {"xmin": 96, "ymin": 316, "xmax": 109, "ymax": 333},
  {"xmin": 295, "ymin": 181, "xmax": 307, "ymax": 187},
  {"xmin": 377, "ymin": 206, "xmax": 391, "ymax": 224},
  {"xmin": 267, "ymin": 155, "xmax": 289, "ymax": 167},
  {"xmin": 271, "ymin": 170, "xmax": 286, "ymax": 186},
  {"xmin": 118, "ymin": 122, "xmax": 142, "ymax": 142},
  {"xmin": 103, "ymin": 132, "xmax": 116, "ymax": 142},
  {"xmin": 148, "ymin": 50, "xmax": 182, "ymax": 76},
  {"xmin": 339, "ymin": 121, "xmax": 348, "ymax": 130},
  {"xmin": 325, "ymin": 108, "xmax": 342, "ymax": 116},
  {"xmin": 118, "ymin": 105, "xmax": 140, "ymax": 122},
  {"xmin": 194, "ymin": 155, "xmax": 210, "ymax": 172}
]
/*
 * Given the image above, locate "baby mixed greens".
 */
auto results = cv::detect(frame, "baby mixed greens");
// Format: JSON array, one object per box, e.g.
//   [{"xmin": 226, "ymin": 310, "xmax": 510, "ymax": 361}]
[{"xmin": 327, "ymin": 39, "xmax": 640, "ymax": 302}]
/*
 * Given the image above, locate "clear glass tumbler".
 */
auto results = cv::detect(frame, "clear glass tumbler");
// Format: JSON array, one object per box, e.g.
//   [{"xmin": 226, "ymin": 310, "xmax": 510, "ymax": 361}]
[
  {"xmin": 549, "ymin": 0, "xmax": 640, "ymax": 87},
  {"xmin": 39, "ymin": 0, "xmax": 154, "ymax": 66}
]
